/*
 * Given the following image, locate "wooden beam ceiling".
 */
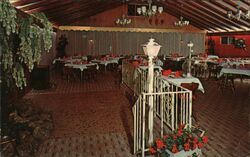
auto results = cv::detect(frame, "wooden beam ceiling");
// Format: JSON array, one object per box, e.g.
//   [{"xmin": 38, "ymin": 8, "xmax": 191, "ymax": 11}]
[
  {"xmin": 9, "ymin": 0, "xmax": 250, "ymax": 32},
  {"xmin": 166, "ymin": 0, "xmax": 229, "ymax": 31},
  {"xmin": 208, "ymin": 0, "xmax": 249, "ymax": 27},
  {"xmin": 58, "ymin": 2, "xmax": 122, "ymax": 25}
]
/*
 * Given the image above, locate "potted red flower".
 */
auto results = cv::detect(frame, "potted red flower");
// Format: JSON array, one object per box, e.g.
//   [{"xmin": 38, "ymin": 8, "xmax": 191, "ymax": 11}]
[{"xmin": 149, "ymin": 124, "xmax": 208, "ymax": 157}]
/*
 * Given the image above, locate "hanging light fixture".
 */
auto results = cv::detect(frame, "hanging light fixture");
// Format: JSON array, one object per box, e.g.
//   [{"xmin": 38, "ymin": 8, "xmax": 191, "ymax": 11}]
[
  {"xmin": 137, "ymin": 0, "xmax": 163, "ymax": 17},
  {"xmin": 174, "ymin": 4, "xmax": 189, "ymax": 27},
  {"xmin": 115, "ymin": 1, "xmax": 131, "ymax": 26},
  {"xmin": 227, "ymin": 6, "xmax": 250, "ymax": 21},
  {"xmin": 174, "ymin": 16, "xmax": 189, "ymax": 27},
  {"xmin": 115, "ymin": 14, "xmax": 131, "ymax": 26}
]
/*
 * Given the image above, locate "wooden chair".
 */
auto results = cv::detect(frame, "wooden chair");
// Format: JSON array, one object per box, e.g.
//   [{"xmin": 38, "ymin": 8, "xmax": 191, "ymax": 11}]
[
  {"xmin": 62, "ymin": 66, "xmax": 73, "ymax": 82},
  {"xmin": 207, "ymin": 62, "xmax": 220, "ymax": 79},
  {"xmin": 180, "ymin": 82, "xmax": 199, "ymax": 100},
  {"xmin": 218, "ymin": 74, "xmax": 235, "ymax": 93},
  {"xmin": 85, "ymin": 64, "xmax": 97, "ymax": 80}
]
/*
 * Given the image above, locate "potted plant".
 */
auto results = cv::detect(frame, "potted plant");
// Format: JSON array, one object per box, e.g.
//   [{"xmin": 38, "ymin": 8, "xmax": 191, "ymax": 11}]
[
  {"xmin": 149, "ymin": 124, "xmax": 208, "ymax": 157},
  {"xmin": 56, "ymin": 34, "xmax": 68, "ymax": 58}
]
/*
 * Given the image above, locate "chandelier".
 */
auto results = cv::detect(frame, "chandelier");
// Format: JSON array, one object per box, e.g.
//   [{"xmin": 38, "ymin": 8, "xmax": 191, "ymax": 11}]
[
  {"xmin": 174, "ymin": 16, "xmax": 189, "ymax": 27},
  {"xmin": 137, "ymin": 0, "xmax": 163, "ymax": 17},
  {"xmin": 115, "ymin": 14, "xmax": 131, "ymax": 26},
  {"xmin": 227, "ymin": 7, "xmax": 250, "ymax": 21}
]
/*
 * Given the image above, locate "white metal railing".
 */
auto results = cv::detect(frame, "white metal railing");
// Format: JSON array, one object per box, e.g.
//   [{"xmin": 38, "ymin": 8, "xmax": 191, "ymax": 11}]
[
  {"xmin": 122, "ymin": 61, "xmax": 192, "ymax": 157},
  {"xmin": 132, "ymin": 90, "xmax": 192, "ymax": 156}
]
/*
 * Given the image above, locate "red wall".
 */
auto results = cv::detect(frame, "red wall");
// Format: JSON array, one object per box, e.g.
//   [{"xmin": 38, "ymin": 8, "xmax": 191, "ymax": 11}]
[{"xmin": 210, "ymin": 35, "xmax": 250, "ymax": 57}]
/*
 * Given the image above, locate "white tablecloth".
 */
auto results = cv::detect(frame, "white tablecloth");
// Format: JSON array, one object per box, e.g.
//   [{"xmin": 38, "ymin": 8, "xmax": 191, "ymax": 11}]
[
  {"xmin": 139, "ymin": 65, "xmax": 163, "ymax": 71},
  {"xmin": 91, "ymin": 58, "xmax": 120, "ymax": 66},
  {"xmin": 65, "ymin": 63, "xmax": 98, "ymax": 71},
  {"xmin": 219, "ymin": 68, "xmax": 250, "ymax": 77},
  {"xmin": 165, "ymin": 56, "xmax": 185, "ymax": 61},
  {"xmin": 220, "ymin": 60, "xmax": 250, "ymax": 67},
  {"xmin": 53, "ymin": 57, "xmax": 88, "ymax": 64},
  {"xmin": 161, "ymin": 76, "xmax": 205, "ymax": 93}
]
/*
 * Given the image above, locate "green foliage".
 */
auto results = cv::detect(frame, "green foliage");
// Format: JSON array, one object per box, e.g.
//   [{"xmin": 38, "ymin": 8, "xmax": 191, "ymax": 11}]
[
  {"xmin": 33, "ymin": 13, "xmax": 53, "ymax": 52},
  {"xmin": 0, "ymin": 0, "xmax": 18, "ymax": 35},
  {"xmin": 0, "ymin": 0, "xmax": 53, "ymax": 89},
  {"xmin": 18, "ymin": 17, "xmax": 42, "ymax": 71}
]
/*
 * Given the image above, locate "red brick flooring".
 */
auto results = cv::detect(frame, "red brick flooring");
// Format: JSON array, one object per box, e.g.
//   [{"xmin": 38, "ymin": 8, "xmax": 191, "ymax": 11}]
[{"xmin": 24, "ymin": 71, "xmax": 250, "ymax": 157}]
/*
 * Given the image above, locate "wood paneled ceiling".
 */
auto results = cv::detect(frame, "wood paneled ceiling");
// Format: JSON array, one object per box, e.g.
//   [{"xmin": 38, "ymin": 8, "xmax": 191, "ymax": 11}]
[{"xmin": 10, "ymin": 0, "xmax": 250, "ymax": 33}]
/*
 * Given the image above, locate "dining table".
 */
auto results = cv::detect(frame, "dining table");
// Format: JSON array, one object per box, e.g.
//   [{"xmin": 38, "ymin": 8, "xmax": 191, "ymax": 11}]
[
  {"xmin": 218, "ymin": 68, "xmax": 250, "ymax": 78},
  {"xmin": 91, "ymin": 57, "xmax": 122, "ymax": 69},
  {"xmin": 64, "ymin": 62, "xmax": 98, "ymax": 81},
  {"xmin": 161, "ymin": 75, "xmax": 205, "ymax": 93},
  {"xmin": 139, "ymin": 65, "xmax": 163, "ymax": 72}
]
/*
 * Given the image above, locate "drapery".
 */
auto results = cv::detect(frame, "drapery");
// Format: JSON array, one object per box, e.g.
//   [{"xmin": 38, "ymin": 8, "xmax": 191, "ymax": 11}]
[{"xmin": 57, "ymin": 30, "xmax": 205, "ymax": 57}]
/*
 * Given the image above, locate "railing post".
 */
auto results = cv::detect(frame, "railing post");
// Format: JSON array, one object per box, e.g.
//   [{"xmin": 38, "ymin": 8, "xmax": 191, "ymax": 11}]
[
  {"xmin": 189, "ymin": 91, "xmax": 192, "ymax": 128},
  {"xmin": 142, "ymin": 94, "xmax": 146, "ymax": 157},
  {"xmin": 147, "ymin": 56, "xmax": 154, "ymax": 146}
]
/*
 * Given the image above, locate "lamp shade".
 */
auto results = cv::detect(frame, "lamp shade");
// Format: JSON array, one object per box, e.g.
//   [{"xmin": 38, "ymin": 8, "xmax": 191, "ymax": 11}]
[
  {"xmin": 187, "ymin": 41, "xmax": 194, "ymax": 48},
  {"xmin": 142, "ymin": 38, "xmax": 161, "ymax": 57}
]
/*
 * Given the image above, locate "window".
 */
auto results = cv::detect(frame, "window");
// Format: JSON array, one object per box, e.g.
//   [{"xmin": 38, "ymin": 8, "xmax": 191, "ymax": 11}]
[{"xmin": 221, "ymin": 36, "xmax": 235, "ymax": 44}]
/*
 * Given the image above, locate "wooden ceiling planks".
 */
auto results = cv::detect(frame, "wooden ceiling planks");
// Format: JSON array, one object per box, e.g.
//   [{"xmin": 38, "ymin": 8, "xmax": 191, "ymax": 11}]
[
  {"xmin": 58, "ymin": 2, "xmax": 122, "ymax": 25},
  {"xmin": 11, "ymin": 0, "xmax": 42, "ymax": 6},
  {"xmin": 208, "ymin": 0, "xmax": 250, "ymax": 27},
  {"xmin": 9, "ymin": 0, "xmax": 250, "ymax": 32},
  {"xmin": 241, "ymin": 0, "xmax": 250, "ymax": 6},
  {"xmin": 188, "ymin": 1, "xmax": 243, "ymax": 30},
  {"xmin": 46, "ymin": 1, "xmax": 95, "ymax": 19},
  {"xmin": 164, "ymin": 8, "xmax": 212, "ymax": 31},
  {"xmin": 21, "ymin": 0, "xmax": 72, "ymax": 13},
  {"xmin": 164, "ymin": 0, "xmax": 225, "ymax": 32},
  {"xmin": 167, "ymin": 0, "xmax": 230, "ymax": 32},
  {"xmin": 184, "ymin": 1, "xmax": 238, "ymax": 31},
  {"xmin": 160, "ymin": 2, "xmax": 214, "ymax": 31},
  {"xmin": 194, "ymin": 0, "xmax": 249, "ymax": 31}
]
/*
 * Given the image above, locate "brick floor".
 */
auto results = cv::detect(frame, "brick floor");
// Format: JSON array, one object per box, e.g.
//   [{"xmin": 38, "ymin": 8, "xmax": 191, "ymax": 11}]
[{"xmin": 25, "ymin": 72, "xmax": 250, "ymax": 157}]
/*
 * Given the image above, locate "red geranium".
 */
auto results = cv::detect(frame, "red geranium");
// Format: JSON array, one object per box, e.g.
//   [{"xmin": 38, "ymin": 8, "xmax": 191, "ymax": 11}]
[
  {"xmin": 149, "ymin": 147, "xmax": 157, "ymax": 154},
  {"xmin": 163, "ymin": 135, "xmax": 168, "ymax": 139},
  {"xmin": 172, "ymin": 144, "xmax": 178, "ymax": 153},
  {"xmin": 202, "ymin": 136, "xmax": 209, "ymax": 144},
  {"xmin": 192, "ymin": 142, "xmax": 197, "ymax": 150},
  {"xmin": 173, "ymin": 135, "xmax": 177, "ymax": 139},
  {"xmin": 184, "ymin": 143, "xmax": 190, "ymax": 151},
  {"xmin": 149, "ymin": 125, "xmax": 208, "ymax": 155},
  {"xmin": 198, "ymin": 142, "xmax": 203, "ymax": 149},
  {"xmin": 156, "ymin": 139, "xmax": 166, "ymax": 149}
]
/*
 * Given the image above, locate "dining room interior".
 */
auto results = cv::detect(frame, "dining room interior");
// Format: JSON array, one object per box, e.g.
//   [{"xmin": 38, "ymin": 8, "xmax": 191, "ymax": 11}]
[{"xmin": 1, "ymin": 0, "xmax": 250, "ymax": 157}]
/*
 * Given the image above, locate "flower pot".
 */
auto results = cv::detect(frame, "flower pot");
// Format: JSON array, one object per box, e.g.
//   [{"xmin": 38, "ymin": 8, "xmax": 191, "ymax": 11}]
[{"xmin": 163, "ymin": 148, "xmax": 202, "ymax": 157}]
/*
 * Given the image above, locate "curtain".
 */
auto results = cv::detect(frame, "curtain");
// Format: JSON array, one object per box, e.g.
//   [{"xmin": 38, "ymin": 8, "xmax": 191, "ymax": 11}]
[{"xmin": 57, "ymin": 30, "xmax": 205, "ymax": 57}]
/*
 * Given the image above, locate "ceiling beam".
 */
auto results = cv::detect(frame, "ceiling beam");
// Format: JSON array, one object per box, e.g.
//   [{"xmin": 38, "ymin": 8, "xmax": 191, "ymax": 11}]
[
  {"xmin": 241, "ymin": 0, "xmax": 250, "ymax": 5},
  {"xmin": 46, "ymin": 1, "xmax": 101, "ymax": 18},
  {"xmin": 165, "ymin": 0, "xmax": 225, "ymax": 31},
  {"xmin": 222, "ymin": 0, "xmax": 248, "ymax": 11},
  {"xmin": 25, "ymin": 0, "xmax": 75, "ymax": 14},
  {"xmin": 195, "ymin": 0, "xmax": 249, "ymax": 31},
  {"xmin": 208, "ymin": 0, "xmax": 250, "ymax": 27},
  {"xmin": 175, "ymin": 0, "xmax": 233, "ymax": 31},
  {"xmin": 49, "ymin": 1, "xmax": 122, "ymax": 21},
  {"xmin": 160, "ymin": 2, "xmax": 214, "ymax": 31},
  {"xmin": 20, "ymin": 0, "xmax": 70, "ymax": 12},
  {"xmin": 16, "ymin": 0, "xmax": 48, "ymax": 10},
  {"xmin": 11, "ymin": 0, "xmax": 43, "ymax": 6}
]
